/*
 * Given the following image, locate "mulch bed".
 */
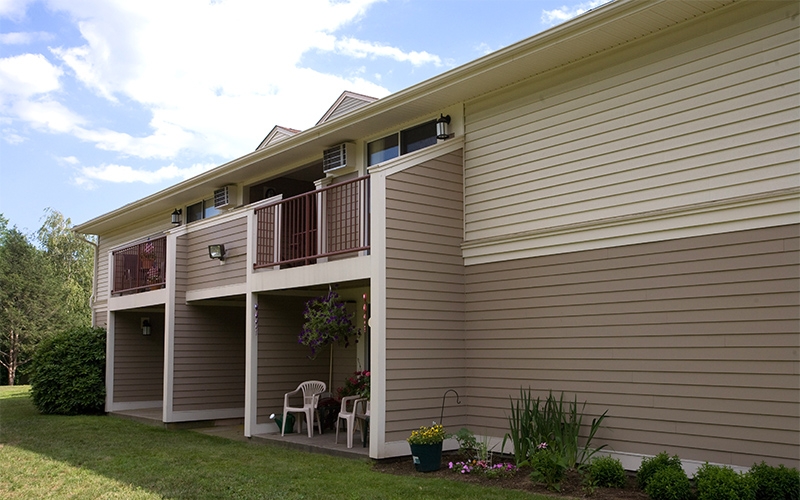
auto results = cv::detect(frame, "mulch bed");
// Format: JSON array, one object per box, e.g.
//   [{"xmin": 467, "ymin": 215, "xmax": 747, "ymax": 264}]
[{"xmin": 372, "ymin": 453, "xmax": 649, "ymax": 499}]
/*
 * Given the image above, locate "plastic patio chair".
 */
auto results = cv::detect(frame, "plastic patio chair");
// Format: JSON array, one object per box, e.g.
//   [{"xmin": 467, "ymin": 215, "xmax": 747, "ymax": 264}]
[
  {"xmin": 335, "ymin": 395, "xmax": 365, "ymax": 448},
  {"xmin": 282, "ymin": 380, "xmax": 326, "ymax": 437}
]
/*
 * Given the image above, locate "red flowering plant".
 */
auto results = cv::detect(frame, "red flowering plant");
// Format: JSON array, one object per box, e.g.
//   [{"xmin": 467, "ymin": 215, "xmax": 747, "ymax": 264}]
[
  {"xmin": 298, "ymin": 289, "xmax": 360, "ymax": 358},
  {"xmin": 337, "ymin": 370, "xmax": 370, "ymax": 400}
]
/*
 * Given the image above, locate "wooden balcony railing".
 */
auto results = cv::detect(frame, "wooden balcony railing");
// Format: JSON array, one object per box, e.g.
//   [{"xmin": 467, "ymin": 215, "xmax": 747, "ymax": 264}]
[
  {"xmin": 255, "ymin": 176, "xmax": 370, "ymax": 269},
  {"xmin": 112, "ymin": 236, "xmax": 167, "ymax": 295}
]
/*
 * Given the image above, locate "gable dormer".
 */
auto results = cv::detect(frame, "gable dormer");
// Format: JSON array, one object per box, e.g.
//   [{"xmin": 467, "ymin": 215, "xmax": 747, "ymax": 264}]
[
  {"xmin": 316, "ymin": 91, "xmax": 377, "ymax": 126},
  {"xmin": 256, "ymin": 125, "xmax": 301, "ymax": 151}
]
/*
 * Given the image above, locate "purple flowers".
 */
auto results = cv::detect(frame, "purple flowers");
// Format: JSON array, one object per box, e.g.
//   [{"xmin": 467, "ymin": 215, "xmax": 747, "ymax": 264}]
[
  {"xmin": 448, "ymin": 460, "xmax": 518, "ymax": 478},
  {"xmin": 298, "ymin": 288, "xmax": 360, "ymax": 356}
]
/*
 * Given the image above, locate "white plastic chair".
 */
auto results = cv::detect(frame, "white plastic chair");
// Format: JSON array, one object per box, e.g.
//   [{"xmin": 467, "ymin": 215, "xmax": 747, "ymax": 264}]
[
  {"xmin": 335, "ymin": 396, "xmax": 365, "ymax": 448},
  {"xmin": 282, "ymin": 380, "xmax": 326, "ymax": 437}
]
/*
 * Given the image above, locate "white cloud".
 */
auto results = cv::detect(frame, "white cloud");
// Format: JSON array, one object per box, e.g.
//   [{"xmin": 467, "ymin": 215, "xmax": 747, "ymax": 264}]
[
  {"xmin": 58, "ymin": 155, "xmax": 79, "ymax": 164},
  {"xmin": 76, "ymin": 162, "xmax": 217, "ymax": 186},
  {"xmin": 0, "ymin": 0, "xmax": 33, "ymax": 22},
  {"xmin": 334, "ymin": 37, "xmax": 441, "ymax": 66},
  {"xmin": 2, "ymin": 128, "xmax": 25, "ymax": 144},
  {"xmin": 0, "ymin": 53, "xmax": 62, "ymax": 96},
  {"xmin": 541, "ymin": 0, "xmax": 610, "ymax": 27},
  {"xmin": 0, "ymin": 31, "xmax": 54, "ymax": 44},
  {"xmin": 16, "ymin": 0, "xmax": 437, "ymax": 162}
]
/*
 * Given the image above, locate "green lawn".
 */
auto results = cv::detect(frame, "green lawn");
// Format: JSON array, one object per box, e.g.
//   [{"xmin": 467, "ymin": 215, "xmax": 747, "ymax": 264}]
[{"xmin": 0, "ymin": 386, "xmax": 548, "ymax": 499}]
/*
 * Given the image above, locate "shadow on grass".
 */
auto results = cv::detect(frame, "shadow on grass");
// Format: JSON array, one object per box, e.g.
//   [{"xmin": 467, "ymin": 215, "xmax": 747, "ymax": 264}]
[{"xmin": 0, "ymin": 387, "xmax": 545, "ymax": 500}]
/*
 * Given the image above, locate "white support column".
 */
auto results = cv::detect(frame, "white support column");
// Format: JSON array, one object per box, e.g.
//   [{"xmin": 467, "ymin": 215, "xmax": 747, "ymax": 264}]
[
  {"xmin": 368, "ymin": 171, "xmax": 387, "ymax": 459},
  {"xmin": 105, "ymin": 309, "xmax": 115, "ymax": 412},
  {"xmin": 162, "ymin": 230, "xmax": 179, "ymax": 423}
]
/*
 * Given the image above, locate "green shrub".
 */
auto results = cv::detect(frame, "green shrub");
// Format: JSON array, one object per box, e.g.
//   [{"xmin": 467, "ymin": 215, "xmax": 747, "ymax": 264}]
[
  {"xmin": 638, "ymin": 452, "xmax": 683, "ymax": 490},
  {"xmin": 695, "ymin": 463, "xmax": 755, "ymax": 500},
  {"xmin": 529, "ymin": 448, "xmax": 569, "ymax": 492},
  {"xmin": 588, "ymin": 455, "xmax": 627, "ymax": 488},
  {"xmin": 750, "ymin": 462, "xmax": 800, "ymax": 500},
  {"xmin": 645, "ymin": 466, "xmax": 693, "ymax": 500},
  {"xmin": 30, "ymin": 326, "xmax": 106, "ymax": 415}
]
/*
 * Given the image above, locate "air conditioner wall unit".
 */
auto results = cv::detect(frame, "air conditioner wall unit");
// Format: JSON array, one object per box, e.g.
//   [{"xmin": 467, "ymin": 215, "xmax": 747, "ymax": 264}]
[
  {"xmin": 323, "ymin": 142, "xmax": 355, "ymax": 173},
  {"xmin": 213, "ymin": 185, "xmax": 235, "ymax": 209}
]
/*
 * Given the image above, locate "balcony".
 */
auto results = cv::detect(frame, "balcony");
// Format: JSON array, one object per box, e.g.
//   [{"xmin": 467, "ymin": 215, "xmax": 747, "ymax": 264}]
[
  {"xmin": 112, "ymin": 237, "xmax": 167, "ymax": 295},
  {"xmin": 255, "ymin": 176, "xmax": 370, "ymax": 269}
]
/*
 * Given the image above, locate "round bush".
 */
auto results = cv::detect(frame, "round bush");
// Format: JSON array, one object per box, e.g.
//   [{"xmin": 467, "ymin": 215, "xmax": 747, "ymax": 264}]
[
  {"xmin": 750, "ymin": 462, "xmax": 800, "ymax": 500},
  {"xmin": 638, "ymin": 451, "xmax": 684, "ymax": 490},
  {"xmin": 30, "ymin": 326, "xmax": 106, "ymax": 415},
  {"xmin": 588, "ymin": 455, "xmax": 627, "ymax": 488},
  {"xmin": 645, "ymin": 466, "xmax": 693, "ymax": 500},
  {"xmin": 695, "ymin": 463, "xmax": 755, "ymax": 500}
]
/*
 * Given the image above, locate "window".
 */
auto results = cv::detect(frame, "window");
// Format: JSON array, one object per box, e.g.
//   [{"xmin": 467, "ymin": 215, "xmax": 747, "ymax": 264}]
[
  {"xmin": 367, "ymin": 119, "xmax": 437, "ymax": 167},
  {"xmin": 367, "ymin": 133, "xmax": 399, "ymax": 166},
  {"xmin": 186, "ymin": 198, "xmax": 220, "ymax": 223}
]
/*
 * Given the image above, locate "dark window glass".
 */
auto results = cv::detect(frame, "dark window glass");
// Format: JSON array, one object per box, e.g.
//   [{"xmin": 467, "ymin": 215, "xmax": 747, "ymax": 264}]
[
  {"xmin": 187, "ymin": 201, "xmax": 203, "ymax": 222},
  {"xmin": 400, "ymin": 120, "xmax": 436, "ymax": 155},
  {"xmin": 367, "ymin": 133, "xmax": 399, "ymax": 166}
]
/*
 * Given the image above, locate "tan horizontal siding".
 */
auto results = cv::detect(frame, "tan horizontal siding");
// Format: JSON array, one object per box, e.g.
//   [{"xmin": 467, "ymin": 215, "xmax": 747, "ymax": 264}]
[
  {"xmin": 384, "ymin": 150, "xmax": 467, "ymax": 442},
  {"xmin": 463, "ymin": 3, "xmax": 799, "ymax": 257},
  {"xmin": 255, "ymin": 295, "xmax": 357, "ymax": 425},
  {"xmin": 171, "ymin": 303, "xmax": 245, "ymax": 412},
  {"xmin": 112, "ymin": 311, "xmax": 163, "ymax": 403},
  {"xmin": 464, "ymin": 224, "xmax": 800, "ymax": 468},
  {"xmin": 185, "ymin": 216, "xmax": 247, "ymax": 290}
]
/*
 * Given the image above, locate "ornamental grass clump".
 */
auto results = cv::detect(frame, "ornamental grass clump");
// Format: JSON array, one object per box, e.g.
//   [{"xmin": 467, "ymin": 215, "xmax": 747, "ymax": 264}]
[
  {"xmin": 407, "ymin": 423, "xmax": 447, "ymax": 445},
  {"xmin": 299, "ymin": 289, "xmax": 360, "ymax": 357}
]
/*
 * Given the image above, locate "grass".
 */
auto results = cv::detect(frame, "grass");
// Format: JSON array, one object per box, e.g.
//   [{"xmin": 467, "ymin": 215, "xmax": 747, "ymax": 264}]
[{"xmin": 0, "ymin": 386, "xmax": 549, "ymax": 499}]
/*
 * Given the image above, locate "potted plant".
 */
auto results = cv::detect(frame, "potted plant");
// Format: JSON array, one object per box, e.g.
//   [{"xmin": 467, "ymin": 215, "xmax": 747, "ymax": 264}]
[
  {"xmin": 298, "ymin": 288, "xmax": 360, "ymax": 358},
  {"xmin": 407, "ymin": 423, "xmax": 447, "ymax": 472},
  {"xmin": 337, "ymin": 370, "xmax": 370, "ymax": 400}
]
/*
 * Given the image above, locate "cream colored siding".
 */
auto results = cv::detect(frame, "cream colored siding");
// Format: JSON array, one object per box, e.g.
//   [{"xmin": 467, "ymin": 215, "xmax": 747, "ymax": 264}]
[
  {"xmin": 255, "ymin": 295, "xmax": 356, "ymax": 424},
  {"xmin": 113, "ymin": 311, "xmax": 163, "ymax": 403},
  {"xmin": 172, "ymin": 304, "xmax": 245, "ymax": 412},
  {"xmin": 186, "ymin": 216, "xmax": 247, "ymax": 290},
  {"xmin": 383, "ymin": 150, "xmax": 466, "ymax": 441},
  {"xmin": 464, "ymin": 224, "xmax": 800, "ymax": 468},
  {"xmin": 464, "ymin": 3, "xmax": 799, "ymax": 263}
]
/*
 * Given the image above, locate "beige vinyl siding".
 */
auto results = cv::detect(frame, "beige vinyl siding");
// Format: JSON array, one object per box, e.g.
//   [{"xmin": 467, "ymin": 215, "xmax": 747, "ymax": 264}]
[
  {"xmin": 185, "ymin": 216, "xmax": 247, "ymax": 291},
  {"xmin": 113, "ymin": 311, "xmax": 164, "ymax": 403},
  {"xmin": 255, "ymin": 295, "xmax": 357, "ymax": 424},
  {"xmin": 464, "ymin": 2, "xmax": 799, "ymax": 261},
  {"xmin": 172, "ymin": 233, "xmax": 246, "ymax": 412},
  {"xmin": 464, "ymin": 224, "xmax": 800, "ymax": 468},
  {"xmin": 384, "ymin": 150, "xmax": 466, "ymax": 442}
]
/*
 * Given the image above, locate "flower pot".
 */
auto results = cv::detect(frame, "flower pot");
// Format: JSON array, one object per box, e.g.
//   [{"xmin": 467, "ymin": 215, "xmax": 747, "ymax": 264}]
[{"xmin": 409, "ymin": 442, "xmax": 443, "ymax": 472}]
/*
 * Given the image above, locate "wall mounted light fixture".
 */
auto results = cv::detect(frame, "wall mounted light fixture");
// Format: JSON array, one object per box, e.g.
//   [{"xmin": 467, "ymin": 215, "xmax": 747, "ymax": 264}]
[
  {"xmin": 141, "ymin": 317, "xmax": 151, "ymax": 336},
  {"xmin": 171, "ymin": 208, "xmax": 182, "ymax": 225},
  {"xmin": 436, "ymin": 114, "xmax": 451, "ymax": 140},
  {"xmin": 208, "ymin": 244, "xmax": 226, "ymax": 261}
]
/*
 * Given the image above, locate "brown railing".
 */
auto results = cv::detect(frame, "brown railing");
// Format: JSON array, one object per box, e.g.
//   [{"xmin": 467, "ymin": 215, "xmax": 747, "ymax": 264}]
[
  {"xmin": 255, "ymin": 176, "xmax": 370, "ymax": 269},
  {"xmin": 112, "ymin": 236, "xmax": 167, "ymax": 295}
]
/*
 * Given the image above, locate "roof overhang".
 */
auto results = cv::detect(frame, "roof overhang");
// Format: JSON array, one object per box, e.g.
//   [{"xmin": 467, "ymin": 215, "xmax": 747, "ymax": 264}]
[{"xmin": 75, "ymin": 0, "xmax": 740, "ymax": 235}]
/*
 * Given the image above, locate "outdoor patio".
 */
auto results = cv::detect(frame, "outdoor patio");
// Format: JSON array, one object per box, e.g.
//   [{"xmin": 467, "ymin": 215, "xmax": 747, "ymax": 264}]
[{"xmin": 109, "ymin": 408, "xmax": 371, "ymax": 460}]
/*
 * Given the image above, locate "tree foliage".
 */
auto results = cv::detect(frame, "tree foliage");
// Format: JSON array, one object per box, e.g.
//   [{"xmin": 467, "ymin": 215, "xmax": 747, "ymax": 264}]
[{"xmin": 0, "ymin": 210, "xmax": 95, "ymax": 385}]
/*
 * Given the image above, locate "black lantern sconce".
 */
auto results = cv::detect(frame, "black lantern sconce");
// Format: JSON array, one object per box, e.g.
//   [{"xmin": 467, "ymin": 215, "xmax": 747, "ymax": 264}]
[
  {"xmin": 208, "ymin": 244, "xmax": 226, "ymax": 261},
  {"xmin": 141, "ymin": 318, "xmax": 151, "ymax": 336},
  {"xmin": 171, "ymin": 208, "xmax": 182, "ymax": 225},
  {"xmin": 436, "ymin": 114, "xmax": 451, "ymax": 140}
]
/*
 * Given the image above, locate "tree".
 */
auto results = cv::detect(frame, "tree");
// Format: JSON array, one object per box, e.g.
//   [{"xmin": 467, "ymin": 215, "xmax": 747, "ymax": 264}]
[
  {"xmin": 0, "ymin": 210, "xmax": 95, "ymax": 385},
  {"xmin": 35, "ymin": 209, "xmax": 95, "ymax": 330},
  {"xmin": 0, "ymin": 225, "xmax": 55, "ymax": 385}
]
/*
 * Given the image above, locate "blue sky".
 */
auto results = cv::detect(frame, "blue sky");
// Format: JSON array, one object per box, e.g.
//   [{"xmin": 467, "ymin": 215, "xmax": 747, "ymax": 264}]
[{"xmin": 0, "ymin": 0, "xmax": 609, "ymax": 235}]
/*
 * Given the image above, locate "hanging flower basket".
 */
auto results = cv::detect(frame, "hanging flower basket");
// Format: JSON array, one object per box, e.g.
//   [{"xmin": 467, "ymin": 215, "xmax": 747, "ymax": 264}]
[{"xmin": 298, "ymin": 288, "xmax": 360, "ymax": 357}]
